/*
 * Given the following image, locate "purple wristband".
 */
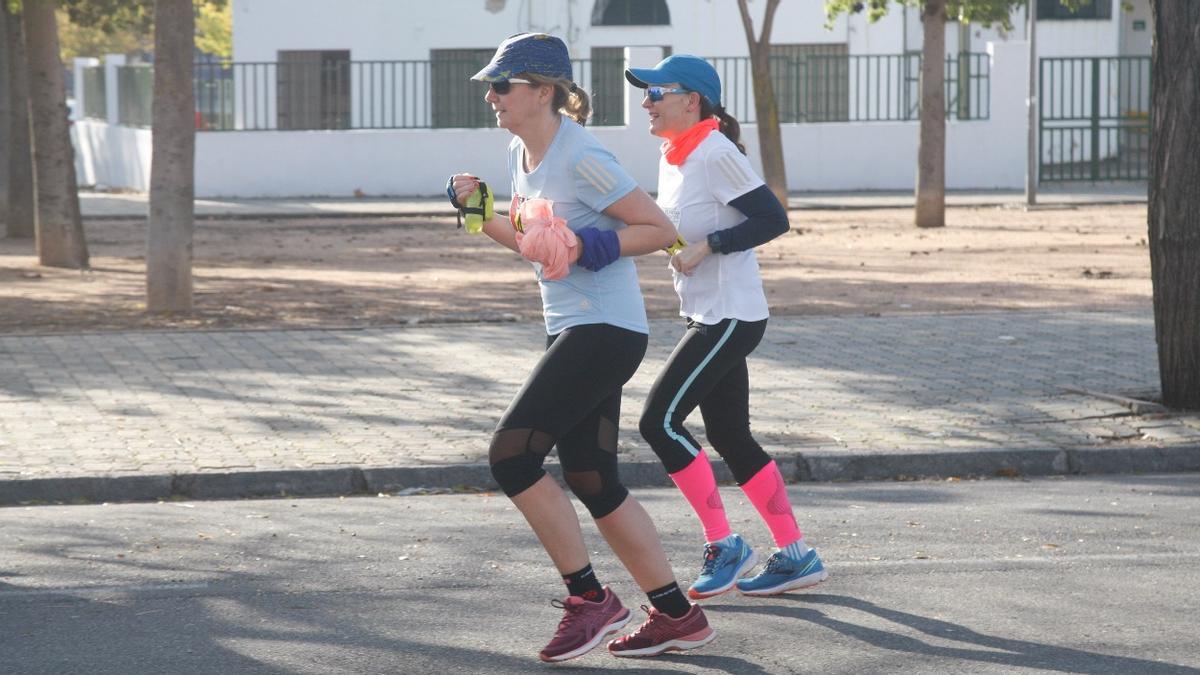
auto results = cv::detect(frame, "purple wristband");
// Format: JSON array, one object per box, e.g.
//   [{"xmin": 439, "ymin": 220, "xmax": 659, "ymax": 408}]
[{"xmin": 576, "ymin": 227, "xmax": 620, "ymax": 272}]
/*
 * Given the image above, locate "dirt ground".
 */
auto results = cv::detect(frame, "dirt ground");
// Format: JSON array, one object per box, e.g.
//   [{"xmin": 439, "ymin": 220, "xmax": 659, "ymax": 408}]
[{"xmin": 0, "ymin": 204, "xmax": 1151, "ymax": 335}]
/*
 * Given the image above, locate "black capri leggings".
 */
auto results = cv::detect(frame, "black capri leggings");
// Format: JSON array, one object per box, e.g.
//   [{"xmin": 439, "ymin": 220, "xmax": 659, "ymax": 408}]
[
  {"xmin": 489, "ymin": 323, "xmax": 647, "ymax": 518},
  {"xmin": 639, "ymin": 318, "xmax": 771, "ymax": 484}
]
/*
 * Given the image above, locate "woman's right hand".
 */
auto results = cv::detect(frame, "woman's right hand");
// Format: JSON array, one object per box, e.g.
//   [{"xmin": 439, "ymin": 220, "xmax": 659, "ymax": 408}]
[{"xmin": 448, "ymin": 173, "xmax": 482, "ymax": 206}]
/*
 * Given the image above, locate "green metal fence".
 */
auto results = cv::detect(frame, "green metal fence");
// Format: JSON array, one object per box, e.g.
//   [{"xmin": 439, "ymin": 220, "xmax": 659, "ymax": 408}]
[
  {"xmin": 190, "ymin": 56, "xmax": 626, "ymax": 131},
  {"xmin": 92, "ymin": 52, "xmax": 992, "ymax": 132},
  {"xmin": 82, "ymin": 65, "xmax": 106, "ymax": 120},
  {"xmin": 946, "ymin": 52, "xmax": 990, "ymax": 121},
  {"xmin": 1039, "ymin": 56, "xmax": 1150, "ymax": 182},
  {"xmin": 195, "ymin": 61, "xmax": 235, "ymax": 130},
  {"xmin": 710, "ymin": 52, "xmax": 989, "ymax": 125},
  {"xmin": 117, "ymin": 65, "xmax": 153, "ymax": 127}
]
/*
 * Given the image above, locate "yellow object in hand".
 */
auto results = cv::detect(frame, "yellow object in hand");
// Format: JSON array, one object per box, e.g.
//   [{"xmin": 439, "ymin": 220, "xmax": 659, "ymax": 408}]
[{"xmin": 462, "ymin": 181, "xmax": 494, "ymax": 234}]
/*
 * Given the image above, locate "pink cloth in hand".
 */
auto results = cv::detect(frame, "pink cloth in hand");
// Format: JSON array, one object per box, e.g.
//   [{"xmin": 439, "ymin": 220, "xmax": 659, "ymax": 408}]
[{"xmin": 515, "ymin": 198, "xmax": 576, "ymax": 280}]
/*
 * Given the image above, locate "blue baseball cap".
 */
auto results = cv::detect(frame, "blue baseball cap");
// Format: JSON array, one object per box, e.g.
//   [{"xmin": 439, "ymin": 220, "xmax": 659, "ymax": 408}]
[
  {"xmin": 625, "ymin": 54, "xmax": 721, "ymax": 107},
  {"xmin": 472, "ymin": 33, "xmax": 573, "ymax": 82}
]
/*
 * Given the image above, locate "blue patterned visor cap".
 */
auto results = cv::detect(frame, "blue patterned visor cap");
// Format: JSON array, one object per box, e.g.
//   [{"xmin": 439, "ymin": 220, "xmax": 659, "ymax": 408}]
[
  {"xmin": 625, "ymin": 54, "xmax": 721, "ymax": 107},
  {"xmin": 472, "ymin": 33, "xmax": 573, "ymax": 82}
]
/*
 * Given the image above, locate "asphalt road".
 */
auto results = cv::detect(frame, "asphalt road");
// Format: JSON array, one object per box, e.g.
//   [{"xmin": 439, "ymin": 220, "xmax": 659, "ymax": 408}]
[{"xmin": 3, "ymin": 474, "xmax": 1199, "ymax": 674}]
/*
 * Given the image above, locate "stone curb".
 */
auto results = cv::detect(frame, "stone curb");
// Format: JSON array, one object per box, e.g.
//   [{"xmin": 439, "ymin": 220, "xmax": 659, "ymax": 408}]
[{"xmin": 3, "ymin": 445, "xmax": 1197, "ymax": 506}]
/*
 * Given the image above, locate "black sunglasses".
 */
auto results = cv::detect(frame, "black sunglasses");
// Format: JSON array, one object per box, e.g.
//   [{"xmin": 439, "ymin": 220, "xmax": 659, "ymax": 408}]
[{"xmin": 488, "ymin": 78, "xmax": 533, "ymax": 95}]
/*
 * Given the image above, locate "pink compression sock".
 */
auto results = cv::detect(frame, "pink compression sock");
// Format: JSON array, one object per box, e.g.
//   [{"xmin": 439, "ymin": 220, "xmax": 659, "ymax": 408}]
[
  {"xmin": 740, "ymin": 461, "xmax": 802, "ymax": 547},
  {"xmin": 669, "ymin": 451, "xmax": 731, "ymax": 543}
]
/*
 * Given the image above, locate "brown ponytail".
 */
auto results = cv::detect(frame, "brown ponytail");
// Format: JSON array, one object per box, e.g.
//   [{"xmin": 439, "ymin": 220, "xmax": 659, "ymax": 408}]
[{"xmin": 700, "ymin": 98, "xmax": 745, "ymax": 155}]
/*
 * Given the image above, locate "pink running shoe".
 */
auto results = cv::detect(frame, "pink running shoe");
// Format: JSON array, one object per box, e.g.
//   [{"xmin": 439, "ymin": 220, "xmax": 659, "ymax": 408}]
[
  {"xmin": 538, "ymin": 587, "xmax": 631, "ymax": 663},
  {"xmin": 607, "ymin": 604, "xmax": 715, "ymax": 658}
]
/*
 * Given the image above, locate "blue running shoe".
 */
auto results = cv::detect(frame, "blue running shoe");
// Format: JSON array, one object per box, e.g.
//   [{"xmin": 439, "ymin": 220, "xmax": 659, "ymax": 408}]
[
  {"xmin": 736, "ymin": 548, "xmax": 828, "ymax": 596},
  {"xmin": 687, "ymin": 534, "xmax": 759, "ymax": 600}
]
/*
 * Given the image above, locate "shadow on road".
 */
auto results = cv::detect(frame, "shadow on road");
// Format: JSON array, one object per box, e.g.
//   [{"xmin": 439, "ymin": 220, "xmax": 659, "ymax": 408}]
[{"xmin": 711, "ymin": 594, "xmax": 1197, "ymax": 674}]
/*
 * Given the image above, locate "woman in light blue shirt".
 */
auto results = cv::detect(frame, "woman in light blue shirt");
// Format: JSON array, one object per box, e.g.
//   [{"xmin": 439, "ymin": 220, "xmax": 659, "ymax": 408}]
[{"xmin": 447, "ymin": 33, "xmax": 715, "ymax": 662}]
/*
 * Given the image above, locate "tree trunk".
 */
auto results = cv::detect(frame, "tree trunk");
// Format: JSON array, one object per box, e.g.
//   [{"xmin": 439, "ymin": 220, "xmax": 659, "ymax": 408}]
[
  {"xmin": 3, "ymin": 3, "xmax": 35, "ymax": 240},
  {"xmin": 736, "ymin": 0, "xmax": 787, "ymax": 206},
  {"xmin": 23, "ymin": 0, "xmax": 87, "ymax": 267},
  {"xmin": 1147, "ymin": 0, "xmax": 1200, "ymax": 410},
  {"xmin": 0, "ymin": 6, "xmax": 10, "ymax": 224},
  {"xmin": 915, "ymin": 0, "xmax": 946, "ymax": 229},
  {"xmin": 147, "ymin": 0, "xmax": 195, "ymax": 312},
  {"xmin": 749, "ymin": 49, "xmax": 788, "ymax": 206}
]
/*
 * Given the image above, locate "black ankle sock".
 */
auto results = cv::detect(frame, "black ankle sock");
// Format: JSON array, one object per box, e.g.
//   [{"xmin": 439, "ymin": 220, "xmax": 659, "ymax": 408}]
[
  {"xmin": 563, "ymin": 564, "xmax": 605, "ymax": 602},
  {"xmin": 647, "ymin": 581, "xmax": 690, "ymax": 618}
]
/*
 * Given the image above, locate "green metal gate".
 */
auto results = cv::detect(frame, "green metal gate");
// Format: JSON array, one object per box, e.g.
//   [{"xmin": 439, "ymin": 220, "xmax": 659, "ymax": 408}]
[{"xmin": 1039, "ymin": 56, "xmax": 1150, "ymax": 182}]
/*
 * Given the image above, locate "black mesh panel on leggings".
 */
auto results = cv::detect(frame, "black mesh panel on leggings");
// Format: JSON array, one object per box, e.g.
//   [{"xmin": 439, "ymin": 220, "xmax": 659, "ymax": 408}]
[
  {"xmin": 489, "ymin": 324, "xmax": 645, "ymax": 511},
  {"xmin": 561, "ymin": 412, "xmax": 627, "ymax": 519},
  {"xmin": 488, "ymin": 427, "xmax": 556, "ymax": 497}
]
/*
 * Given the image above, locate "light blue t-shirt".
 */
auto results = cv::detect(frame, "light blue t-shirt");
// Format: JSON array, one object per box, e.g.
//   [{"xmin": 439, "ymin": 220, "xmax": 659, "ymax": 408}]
[{"xmin": 507, "ymin": 115, "xmax": 647, "ymax": 335}]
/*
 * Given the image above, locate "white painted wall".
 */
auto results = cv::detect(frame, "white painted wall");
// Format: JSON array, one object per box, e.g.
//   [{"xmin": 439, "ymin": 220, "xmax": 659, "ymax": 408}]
[
  {"xmin": 230, "ymin": 0, "xmax": 1134, "ymax": 63},
  {"xmin": 72, "ymin": 121, "xmax": 152, "ymax": 191},
  {"xmin": 1119, "ymin": 0, "xmax": 1153, "ymax": 56},
  {"xmin": 963, "ymin": 2, "xmax": 1139, "ymax": 59},
  {"xmin": 232, "ymin": 0, "xmax": 857, "ymax": 62}
]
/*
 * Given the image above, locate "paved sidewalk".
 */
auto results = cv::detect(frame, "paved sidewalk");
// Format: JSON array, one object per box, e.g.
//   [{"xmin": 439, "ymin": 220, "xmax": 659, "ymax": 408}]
[
  {"xmin": 1, "ymin": 309, "xmax": 1197, "ymax": 505},
  {"xmin": 79, "ymin": 183, "xmax": 1147, "ymax": 220}
]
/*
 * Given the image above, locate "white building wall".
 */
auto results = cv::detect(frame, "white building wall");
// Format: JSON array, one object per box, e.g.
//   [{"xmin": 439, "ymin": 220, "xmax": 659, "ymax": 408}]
[
  {"xmin": 969, "ymin": 5, "xmax": 1130, "ymax": 59},
  {"xmin": 72, "ymin": 121, "xmax": 153, "ymax": 192},
  {"xmin": 231, "ymin": 0, "xmax": 1140, "ymax": 64},
  {"xmin": 233, "ymin": 0, "xmax": 863, "ymax": 62},
  {"xmin": 1118, "ymin": 0, "xmax": 1153, "ymax": 56}
]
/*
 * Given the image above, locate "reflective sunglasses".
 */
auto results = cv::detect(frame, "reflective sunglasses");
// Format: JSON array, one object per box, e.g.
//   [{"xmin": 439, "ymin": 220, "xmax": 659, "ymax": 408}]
[
  {"xmin": 488, "ymin": 78, "xmax": 533, "ymax": 95},
  {"xmin": 644, "ymin": 86, "xmax": 690, "ymax": 102}
]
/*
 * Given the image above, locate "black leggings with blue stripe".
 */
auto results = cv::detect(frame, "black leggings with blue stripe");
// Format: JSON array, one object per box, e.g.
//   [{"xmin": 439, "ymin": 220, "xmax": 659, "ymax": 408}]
[{"xmin": 639, "ymin": 318, "xmax": 772, "ymax": 484}]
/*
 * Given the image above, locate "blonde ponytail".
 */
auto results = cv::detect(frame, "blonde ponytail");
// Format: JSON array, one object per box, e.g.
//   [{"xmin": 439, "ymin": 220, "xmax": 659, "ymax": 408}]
[{"xmin": 524, "ymin": 74, "xmax": 591, "ymax": 126}]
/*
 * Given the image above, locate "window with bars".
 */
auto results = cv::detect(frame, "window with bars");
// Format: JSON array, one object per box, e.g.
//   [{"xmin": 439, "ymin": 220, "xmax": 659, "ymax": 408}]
[
  {"xmin": 591, "ymin": 0, "xmax": 669, "ymax": 26},
  {"xmin": 1037, "ymin": 0, "xmax": 1112, "ymax": 20},
  {"xmin": 589, "ymin": 47, "xmax": 625, "ymax": 126},
  {"xmin": 770, "ymin": 44, "xmax": 850, "ymax": 123},
  {"xmin": 430, "ymin": 48, "xmax": 495, "ymax": 129},
  {"xmin": 277, "ymin": 50, "xmax": 351, "ymax": 130}
]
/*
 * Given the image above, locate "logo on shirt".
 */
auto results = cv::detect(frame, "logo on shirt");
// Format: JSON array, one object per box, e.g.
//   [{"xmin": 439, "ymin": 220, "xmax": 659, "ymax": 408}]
[{"xmin": 509, "ymin": 193, "xmax": 527, "ymax": 232}]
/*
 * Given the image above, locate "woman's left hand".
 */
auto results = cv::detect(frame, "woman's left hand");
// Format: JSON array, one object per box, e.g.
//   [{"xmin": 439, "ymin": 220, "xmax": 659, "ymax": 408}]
[{"xmin": 670, "ymin": 241, "xmax": 711, "ymax": 276}]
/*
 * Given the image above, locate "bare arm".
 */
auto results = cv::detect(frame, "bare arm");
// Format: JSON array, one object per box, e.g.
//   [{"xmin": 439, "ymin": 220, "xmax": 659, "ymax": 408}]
[
  {"xmin": 600, "ymin": 188, "xmax": 678, "ymax": 256},
  {"xmin": 481, "ymin": 214, "xmax": 519, "ymax": 253},
  {"xmin": 450, "ymin": 174, "xmax": 519, "ymax": 253}
]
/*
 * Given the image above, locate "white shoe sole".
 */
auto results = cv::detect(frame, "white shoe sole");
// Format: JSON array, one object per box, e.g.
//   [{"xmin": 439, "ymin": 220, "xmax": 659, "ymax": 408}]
[
  {"xmin": 540, "ymin": 608, "xmax": 632, "ymax": 663},
  {"xmin": 737, "ymin": 568, "xmax": 829, "ymax": 596},
  {"xmin": 687, "ymin": 549, "xmax": 760, "ymax": 600}
]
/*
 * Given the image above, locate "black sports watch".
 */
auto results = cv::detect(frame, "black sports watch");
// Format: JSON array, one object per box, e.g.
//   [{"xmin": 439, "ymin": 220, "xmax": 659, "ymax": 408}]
[{"xmin": 706, "ymin": 231, "xmax": 724, "ymax": 255}]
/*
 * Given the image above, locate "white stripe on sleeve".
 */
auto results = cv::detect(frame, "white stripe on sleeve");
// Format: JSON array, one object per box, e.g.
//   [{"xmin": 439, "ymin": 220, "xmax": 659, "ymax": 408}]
[{"xmin": 576, "ymin": 154, "xmax": 617, "ymax": 194}]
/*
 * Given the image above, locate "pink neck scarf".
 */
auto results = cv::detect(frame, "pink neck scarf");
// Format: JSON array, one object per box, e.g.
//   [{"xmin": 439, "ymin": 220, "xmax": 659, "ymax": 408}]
[{"xmin": 662, "ymin": 118, "xmax": 720, "ymax": 166}]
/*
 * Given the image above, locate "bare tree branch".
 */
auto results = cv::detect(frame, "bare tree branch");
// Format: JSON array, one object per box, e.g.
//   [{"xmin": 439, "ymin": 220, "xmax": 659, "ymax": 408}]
[
  {"xmin": 736, "ymin": 0, "xmax": 758, "ymax": 50},
  {"xmin": 759, "ymin": 0, "xmax": 782, "ymax": 46}
]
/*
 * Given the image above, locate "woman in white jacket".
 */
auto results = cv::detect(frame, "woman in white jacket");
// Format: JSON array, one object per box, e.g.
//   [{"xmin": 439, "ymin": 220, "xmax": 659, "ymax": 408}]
[{"xmin": 627, "ymin": 54, "xmax": 828, "ymax": 599}]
